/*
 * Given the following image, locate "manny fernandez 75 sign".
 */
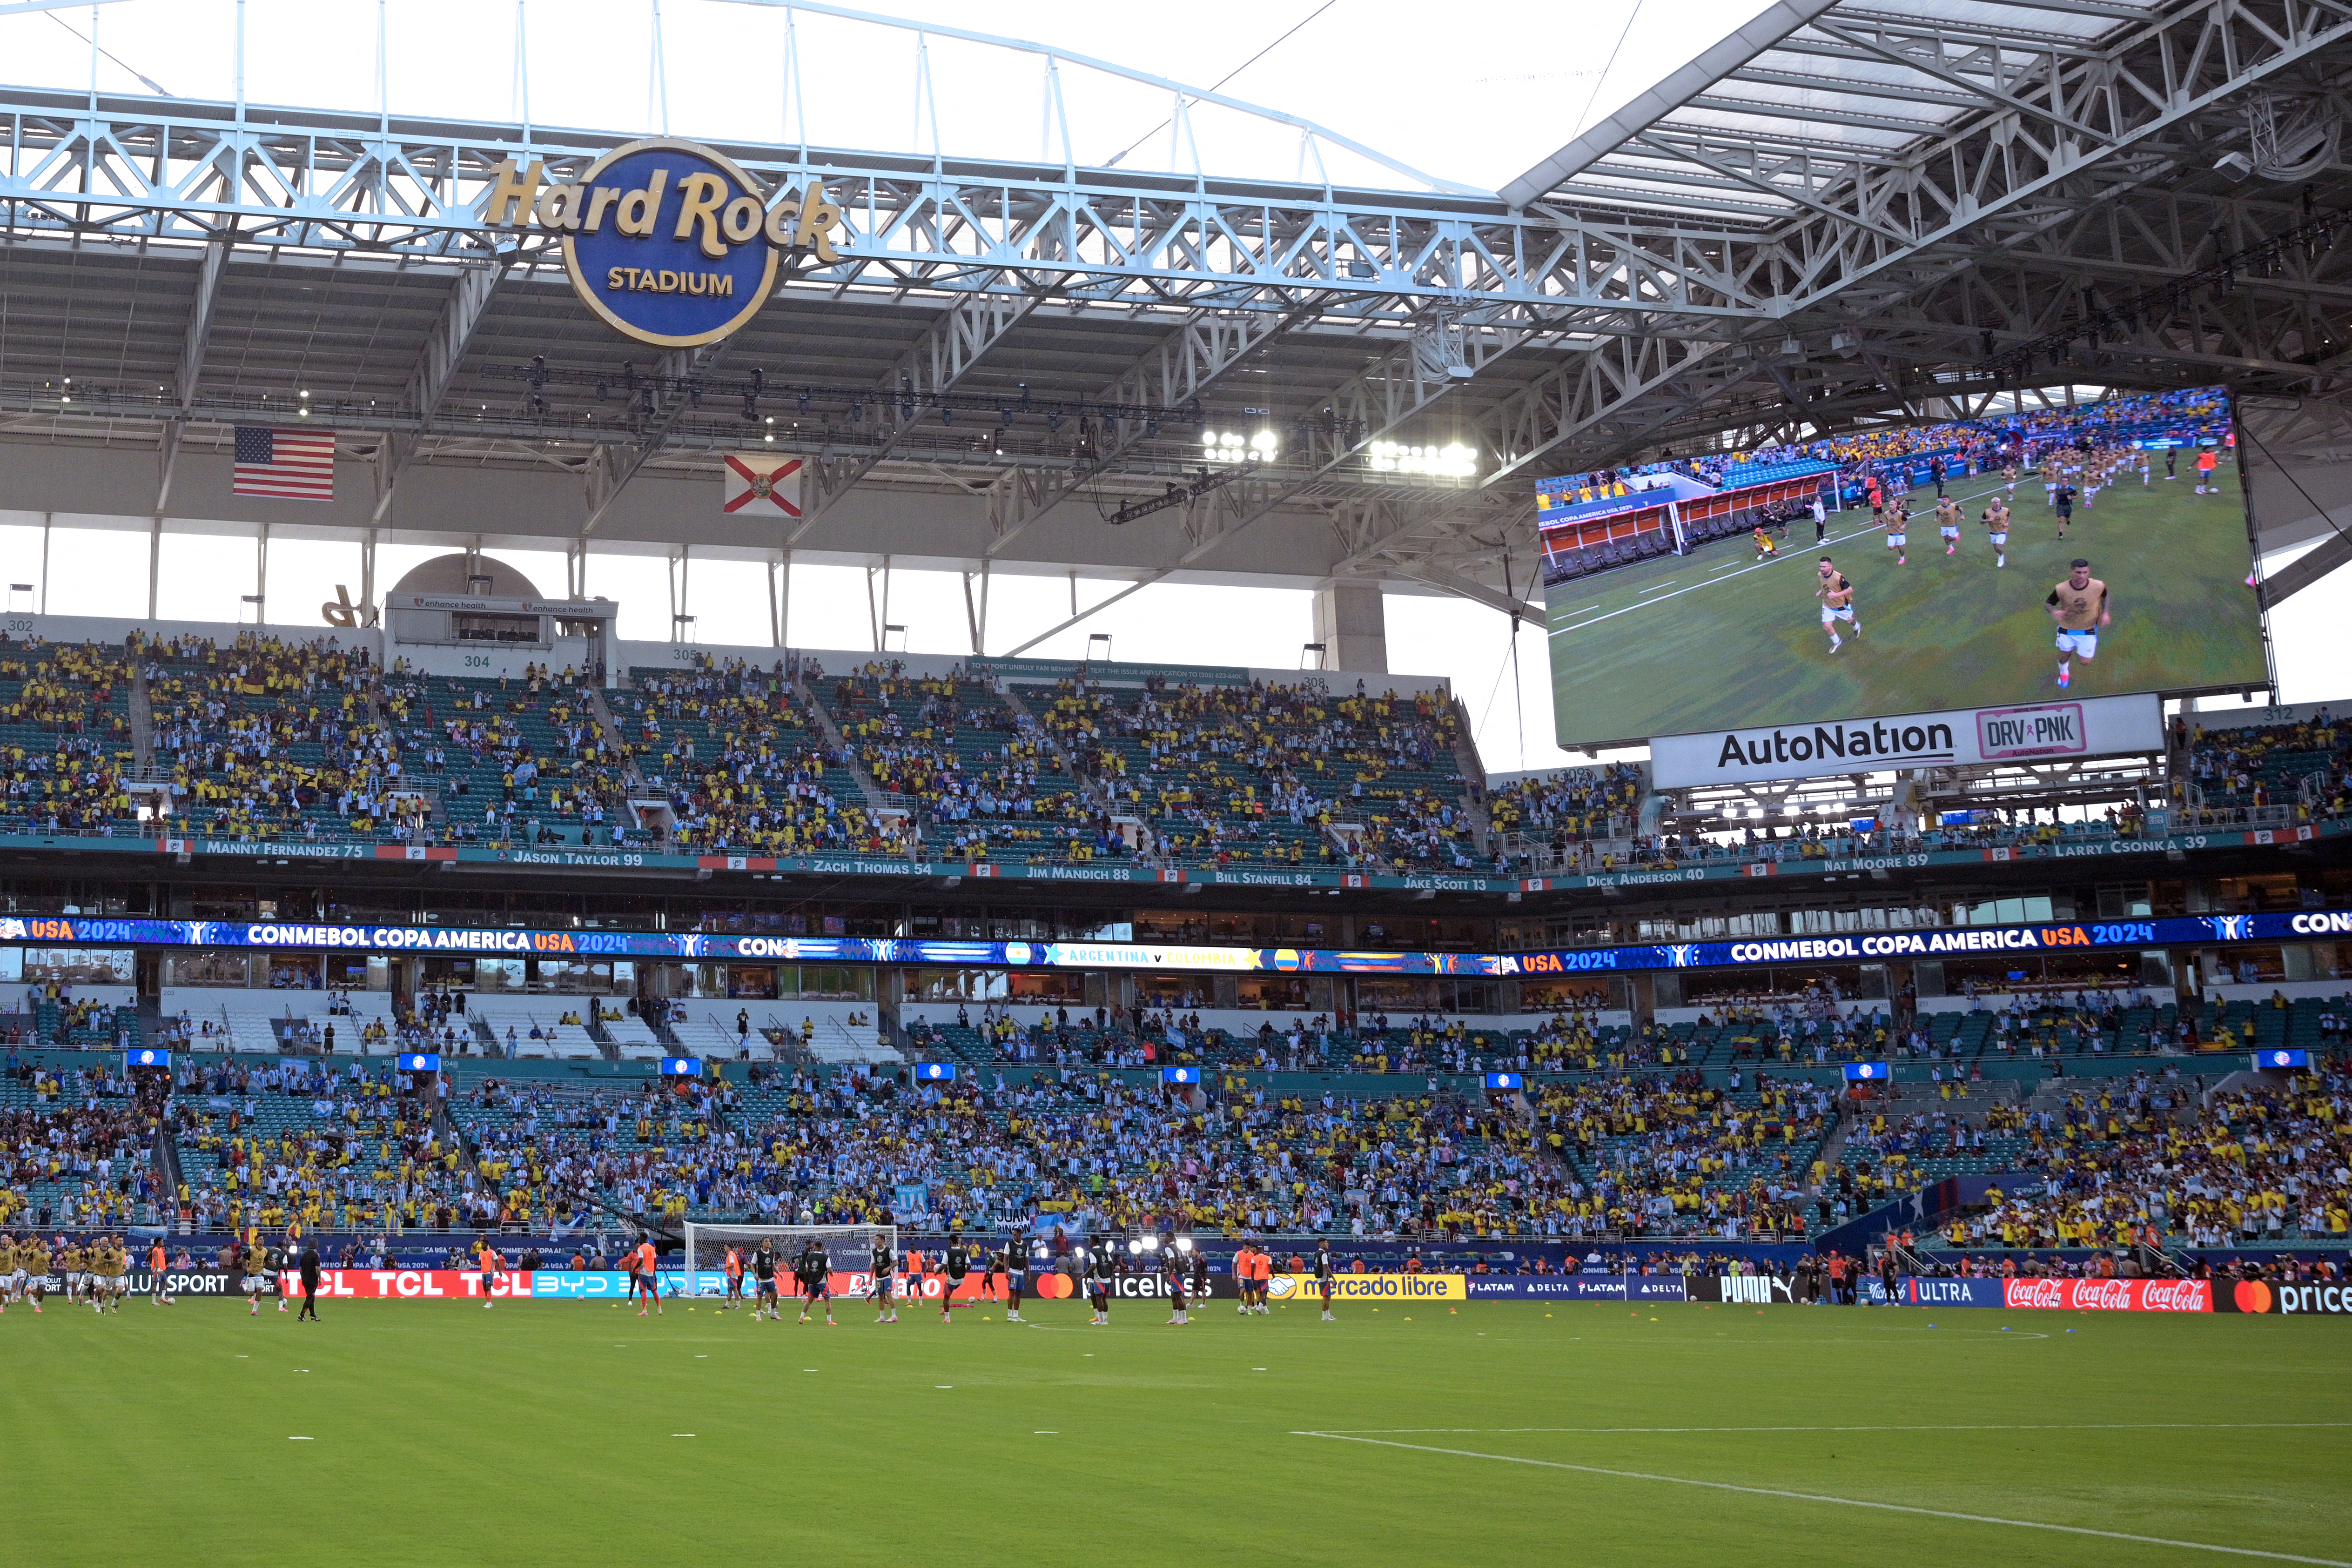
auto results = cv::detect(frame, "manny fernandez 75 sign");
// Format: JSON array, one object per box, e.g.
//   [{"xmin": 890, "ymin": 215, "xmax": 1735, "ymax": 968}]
[{"xmin": 481, "ymin": 140, "xmax": 845, "ymax": 348}]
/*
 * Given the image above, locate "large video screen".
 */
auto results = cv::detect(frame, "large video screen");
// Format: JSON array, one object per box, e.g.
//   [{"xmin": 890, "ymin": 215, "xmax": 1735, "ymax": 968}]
[{"xmin": 1540, "ymin": 387, "xmax": 2269, "ymax": 752}]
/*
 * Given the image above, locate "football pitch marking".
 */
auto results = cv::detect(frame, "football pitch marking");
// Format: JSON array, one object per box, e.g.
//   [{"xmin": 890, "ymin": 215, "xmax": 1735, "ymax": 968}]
[
  {"xmin": 1312, "ymin": 1422, "xmax": 2352, "ymax": 1435},
  {"xmin": 1293, "ymin": 1429, "xmax": 2351, "ymax": 1566}
]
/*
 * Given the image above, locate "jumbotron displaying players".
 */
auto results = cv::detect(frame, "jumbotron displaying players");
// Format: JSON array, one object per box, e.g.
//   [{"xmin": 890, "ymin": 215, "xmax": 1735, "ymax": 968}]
[{"xmin": 1542, "ymin": 386, "xmax": 2265, "ymax": 744}]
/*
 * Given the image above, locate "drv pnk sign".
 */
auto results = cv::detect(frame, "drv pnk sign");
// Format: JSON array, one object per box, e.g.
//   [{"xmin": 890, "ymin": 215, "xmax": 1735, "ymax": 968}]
[{"xmin": 482, "ymin": 140, "xmax": 846, "ymax": 348}]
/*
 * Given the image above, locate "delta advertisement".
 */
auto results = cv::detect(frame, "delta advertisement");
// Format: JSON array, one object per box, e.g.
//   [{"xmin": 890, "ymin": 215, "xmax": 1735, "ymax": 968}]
[
  {"xmin": 1465, "ymin": 1275, "xmax": 1691, "ymax": 1302},
  {"xmin": 6, "ymin": 907, "xmax": 2349, "ymax": 982},
  {"xmin": 1543, "ymin": 387, "xmax": 2265, "ymax": 751}
]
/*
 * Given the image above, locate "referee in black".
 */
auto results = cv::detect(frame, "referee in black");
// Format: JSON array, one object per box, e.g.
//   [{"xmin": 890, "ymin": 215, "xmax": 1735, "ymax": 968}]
[{"xmin": 296, "ymin": 1241, "xmax": 322, "ymax": 1321}]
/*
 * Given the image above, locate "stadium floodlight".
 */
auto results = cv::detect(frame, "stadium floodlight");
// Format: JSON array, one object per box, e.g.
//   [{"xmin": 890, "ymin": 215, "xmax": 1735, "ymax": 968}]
[
  {"xmin": 1174, "ymin": 1236, "xmax": 1194, "ymax": 1253},
  {"xmin": 1127, "ymin": 1239, "xmax": 1143, "ymax": 1255},
  {"xmin": 1201, "ymin": 429, "xmax": 1272, "ymax": 463},
  {"xmin": 1365, "ymin": 440, "xmax": 1478, "ymax": 477},
  {"xmin": 1141, "ymin": 1234, "xmax": 1161, "ymax": 1252}
]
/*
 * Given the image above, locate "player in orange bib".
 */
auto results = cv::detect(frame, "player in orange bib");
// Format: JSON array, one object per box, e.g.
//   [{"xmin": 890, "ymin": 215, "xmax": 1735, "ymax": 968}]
[
  {"xmin": 723, "ymin": 1246, "xmax": 745, "ymax": 1311},
  {"xmin": 631, "ymin": 1239, "xmax": 663, "ymax": 1316}
]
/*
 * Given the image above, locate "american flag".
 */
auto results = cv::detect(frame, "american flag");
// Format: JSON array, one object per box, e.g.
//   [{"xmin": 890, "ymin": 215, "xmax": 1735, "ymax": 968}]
[{"xmin": 232, "ymin": 426, "xmax": 336, "ymax": 501}]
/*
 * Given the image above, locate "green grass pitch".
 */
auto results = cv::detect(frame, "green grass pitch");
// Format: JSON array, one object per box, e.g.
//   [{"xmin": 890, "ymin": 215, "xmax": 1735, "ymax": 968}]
[
  {"xmin": 1546, "ymin": 460, "xmax": 2271, "ymax": 748},
  {"xmin": 7, "ymin": 1295, "xmax": 2346, "ymax": 1566}
]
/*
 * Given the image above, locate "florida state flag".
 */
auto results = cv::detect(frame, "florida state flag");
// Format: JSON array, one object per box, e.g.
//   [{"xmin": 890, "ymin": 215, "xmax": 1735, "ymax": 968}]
[{"xmin": 722, "ymin": 454, "xmax": 804, "ymax": 516}]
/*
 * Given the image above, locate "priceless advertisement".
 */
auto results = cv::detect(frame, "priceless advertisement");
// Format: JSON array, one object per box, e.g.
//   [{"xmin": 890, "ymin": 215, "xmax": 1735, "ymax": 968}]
[
  {"xmin": 1652, "ymin": 693, "xmax": 2163, "ymax": 789},
  {"xmin": 2214, "ymin": 1280, "xmax": 2352, "ymax": 1315},
  {"xmin": 1544, "ymin": 387, "xmax": 2265, "ymax": 750}
]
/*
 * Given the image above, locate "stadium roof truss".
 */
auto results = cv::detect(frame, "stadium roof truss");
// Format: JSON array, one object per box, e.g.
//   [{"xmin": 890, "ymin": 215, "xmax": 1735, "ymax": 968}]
[{"xmin": 0, "ymin": 0, "xmax": 2342, "ymax": 633}]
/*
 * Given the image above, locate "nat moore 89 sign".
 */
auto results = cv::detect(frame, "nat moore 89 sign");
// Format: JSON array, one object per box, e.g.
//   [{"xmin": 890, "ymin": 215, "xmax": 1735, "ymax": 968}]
[{"xmin": 482, "ymin": 140, "xmax": 846, "ymax": 347}]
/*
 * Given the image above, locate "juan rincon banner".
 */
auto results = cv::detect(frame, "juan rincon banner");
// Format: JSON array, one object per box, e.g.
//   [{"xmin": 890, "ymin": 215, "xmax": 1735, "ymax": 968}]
[{"xmin": 1651, "ymin": 692, "xmax": 2164, "ymax": 788}]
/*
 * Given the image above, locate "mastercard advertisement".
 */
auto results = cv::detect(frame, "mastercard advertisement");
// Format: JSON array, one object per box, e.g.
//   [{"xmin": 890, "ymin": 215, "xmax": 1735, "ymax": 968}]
[{"xmin": 2214, "ymin": 1279, "xmax": 2352, "ymax": 1315}]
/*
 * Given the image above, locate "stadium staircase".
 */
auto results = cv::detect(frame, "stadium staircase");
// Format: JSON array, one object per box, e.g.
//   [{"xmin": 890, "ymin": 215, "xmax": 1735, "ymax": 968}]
[
  {"xmin": 129, "ymin": 662, "xmax": 155, "ymax": 768},
  {"xmin": 1000, "ymin": 679, "xmax": 1115, "ymax": 813},
  {"xmin": 794, "ymin": 675, "xmax": 899, "ymax": 818},
  {"xmin": 1446, "ymin": 696, "xmax": 1496, "ymax": 852}
]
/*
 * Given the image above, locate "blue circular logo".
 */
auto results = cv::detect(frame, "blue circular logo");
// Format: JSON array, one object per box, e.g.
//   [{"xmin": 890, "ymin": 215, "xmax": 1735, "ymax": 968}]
[{"xmin": 563, "ymin": 139, "xmax": 781, "ymax": 348}]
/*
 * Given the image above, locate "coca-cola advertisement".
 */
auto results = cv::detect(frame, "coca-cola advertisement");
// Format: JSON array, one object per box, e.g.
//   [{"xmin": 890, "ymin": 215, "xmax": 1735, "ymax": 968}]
[{"xmin": 2000, "ymin": 1277, "xmax": 2211, "ymax": 1312}]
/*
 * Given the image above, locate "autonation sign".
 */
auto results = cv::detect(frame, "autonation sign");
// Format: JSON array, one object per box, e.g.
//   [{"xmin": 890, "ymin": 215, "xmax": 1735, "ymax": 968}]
[
  {"xmin": 1652, "ymin": 692, "xmax": 2164, "ymax": 789},
  {"xmin": 481, "ymin": 141, "xmax": 846, "ymax": 348}
]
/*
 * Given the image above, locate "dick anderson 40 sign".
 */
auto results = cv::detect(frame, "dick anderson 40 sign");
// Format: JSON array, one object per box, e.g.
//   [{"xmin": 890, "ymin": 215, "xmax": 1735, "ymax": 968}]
[
  {"xmin": 1651, "ymin": 692, "xmax": 2164, "ymax": 789},
  {"xmin": 481, "ymin": 140, "xmax": 847, "ymax": 348}
]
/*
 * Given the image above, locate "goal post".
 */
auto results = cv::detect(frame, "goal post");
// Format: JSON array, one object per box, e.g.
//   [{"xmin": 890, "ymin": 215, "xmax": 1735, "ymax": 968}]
[{"xmin": 679, "ymin": 1223, "xmax": 898, "ymax": 1296}]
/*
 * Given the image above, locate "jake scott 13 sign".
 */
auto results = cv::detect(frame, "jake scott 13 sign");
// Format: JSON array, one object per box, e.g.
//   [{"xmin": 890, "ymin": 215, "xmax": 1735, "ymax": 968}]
[
  {"xmin": 482, "ymin": 140, "xmax": 845, "ymax": 348},
  {"xmin": 1650, "ymin": 691, "xmax": 2163, "ymax": 789}
]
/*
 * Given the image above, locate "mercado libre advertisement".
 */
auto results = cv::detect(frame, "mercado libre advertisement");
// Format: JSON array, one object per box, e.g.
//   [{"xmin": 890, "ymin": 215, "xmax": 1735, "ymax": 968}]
[{"xmin": 1538, "ymin": 386, "xmax": 2270, "ymax": 765}]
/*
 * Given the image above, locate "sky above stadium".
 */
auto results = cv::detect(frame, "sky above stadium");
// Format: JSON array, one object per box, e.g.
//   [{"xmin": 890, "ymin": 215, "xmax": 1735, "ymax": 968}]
[
  {"xmin": 0, "ymin": 0, "xmax": 2337, "ymax": 764},
  {"xmin": 0, "ymin": 0, "xmax": 1776, "ymax": 196}
]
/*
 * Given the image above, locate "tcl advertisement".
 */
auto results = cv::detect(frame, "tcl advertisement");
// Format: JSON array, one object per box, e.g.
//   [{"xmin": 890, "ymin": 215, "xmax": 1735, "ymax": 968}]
[{"xmin": 276, "ymin": 1269, "xmax": 538, "ymax": 1300}]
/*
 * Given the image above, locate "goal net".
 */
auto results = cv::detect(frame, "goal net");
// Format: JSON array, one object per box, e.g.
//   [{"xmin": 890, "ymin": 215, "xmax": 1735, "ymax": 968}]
[{"xmin": 679, "ymin": 1223, "xmax": 898, "ymax": 1296}]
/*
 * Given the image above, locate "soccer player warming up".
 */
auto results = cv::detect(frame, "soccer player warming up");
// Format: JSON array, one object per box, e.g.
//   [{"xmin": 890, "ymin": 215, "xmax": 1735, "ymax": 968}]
[
  {"xmin": 2047, "ymin": 558, "xmax": 2110, "ymax": 690},
  {"xmin": 999, "ymin": 1236, "xmax": 1027, "ymax": 1323},
  {"xmin": 1816, "ymin": 558, "xmax": 1860, "ymax": 652},
  {"xmin": 1981, "ymin": 498, "xmax": 2010, "ymax": 568},
  {"xmin": 796, "ymin": 1239, "xmax": 834, "ymax": 1325},
  {"xmin": 750, "ymin": 1239, "xmax": 780, "ymax": 1320},
  {"xmin": 0, "ymin": 1232, "xmax": 18, "ymax": 1314},
  {"xmin": 870, "ymin": 1236, "xmax": 899, "ymax": 1324},
  {"xmin": 723, "ymin": 1245, "xmax": 745, "ymax": 1310},
  {"xmin": 475, "ymin": 1238, "xmax": 503, "ymax": 1309},
  {"xmin": 1163, "ymin": 1247, "xmax": 1190, "ymax": 1327},
  {"xmin": 631, "ymin": 1237, "xmax": 663, "ymax": 1316},
  {"xmin": 1936, "ymin": 495, "xmax": 1962, "ymax": 556},
  {"xmin": 1315, "ymin": 1240, "xmax": 1337, "ymax": 1322},
  {"xmin": 23, "ymin": 1234, "xmax": 52, "ymax": 1313},
  {"xmin": 1086, "ymin": 1250, "xmax": 1111, "ymax": 1326},
  {"xmin": 150, "ymin": 1239, "xmax": 174, "ymax": 1307},
  {"xmin": 1883, "ymin": 501, "xmax": 1908, "ymax": 566},
  {"xmin": 937, "ymin": 1238, "xmax": 970, "ymax": 1323}
]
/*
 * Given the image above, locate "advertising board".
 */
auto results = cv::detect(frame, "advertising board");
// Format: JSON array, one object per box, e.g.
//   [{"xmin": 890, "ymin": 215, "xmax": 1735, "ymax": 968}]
[{"xmin": 1544, "ymin": 388, "xmax": 2266, "ymax": 754}]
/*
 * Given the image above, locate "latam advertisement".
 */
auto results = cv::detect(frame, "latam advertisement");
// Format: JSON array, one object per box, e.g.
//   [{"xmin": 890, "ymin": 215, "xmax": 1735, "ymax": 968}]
[{"xmin": 1466, "ymin": 1275, "xmax": 1691, "ymax": 1302}]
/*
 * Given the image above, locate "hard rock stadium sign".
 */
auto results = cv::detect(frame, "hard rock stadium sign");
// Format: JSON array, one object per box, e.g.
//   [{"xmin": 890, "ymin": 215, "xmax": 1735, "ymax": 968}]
[{"xmin": 481, "ymin": 140, "xmax": 845, "ymax": 348}]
